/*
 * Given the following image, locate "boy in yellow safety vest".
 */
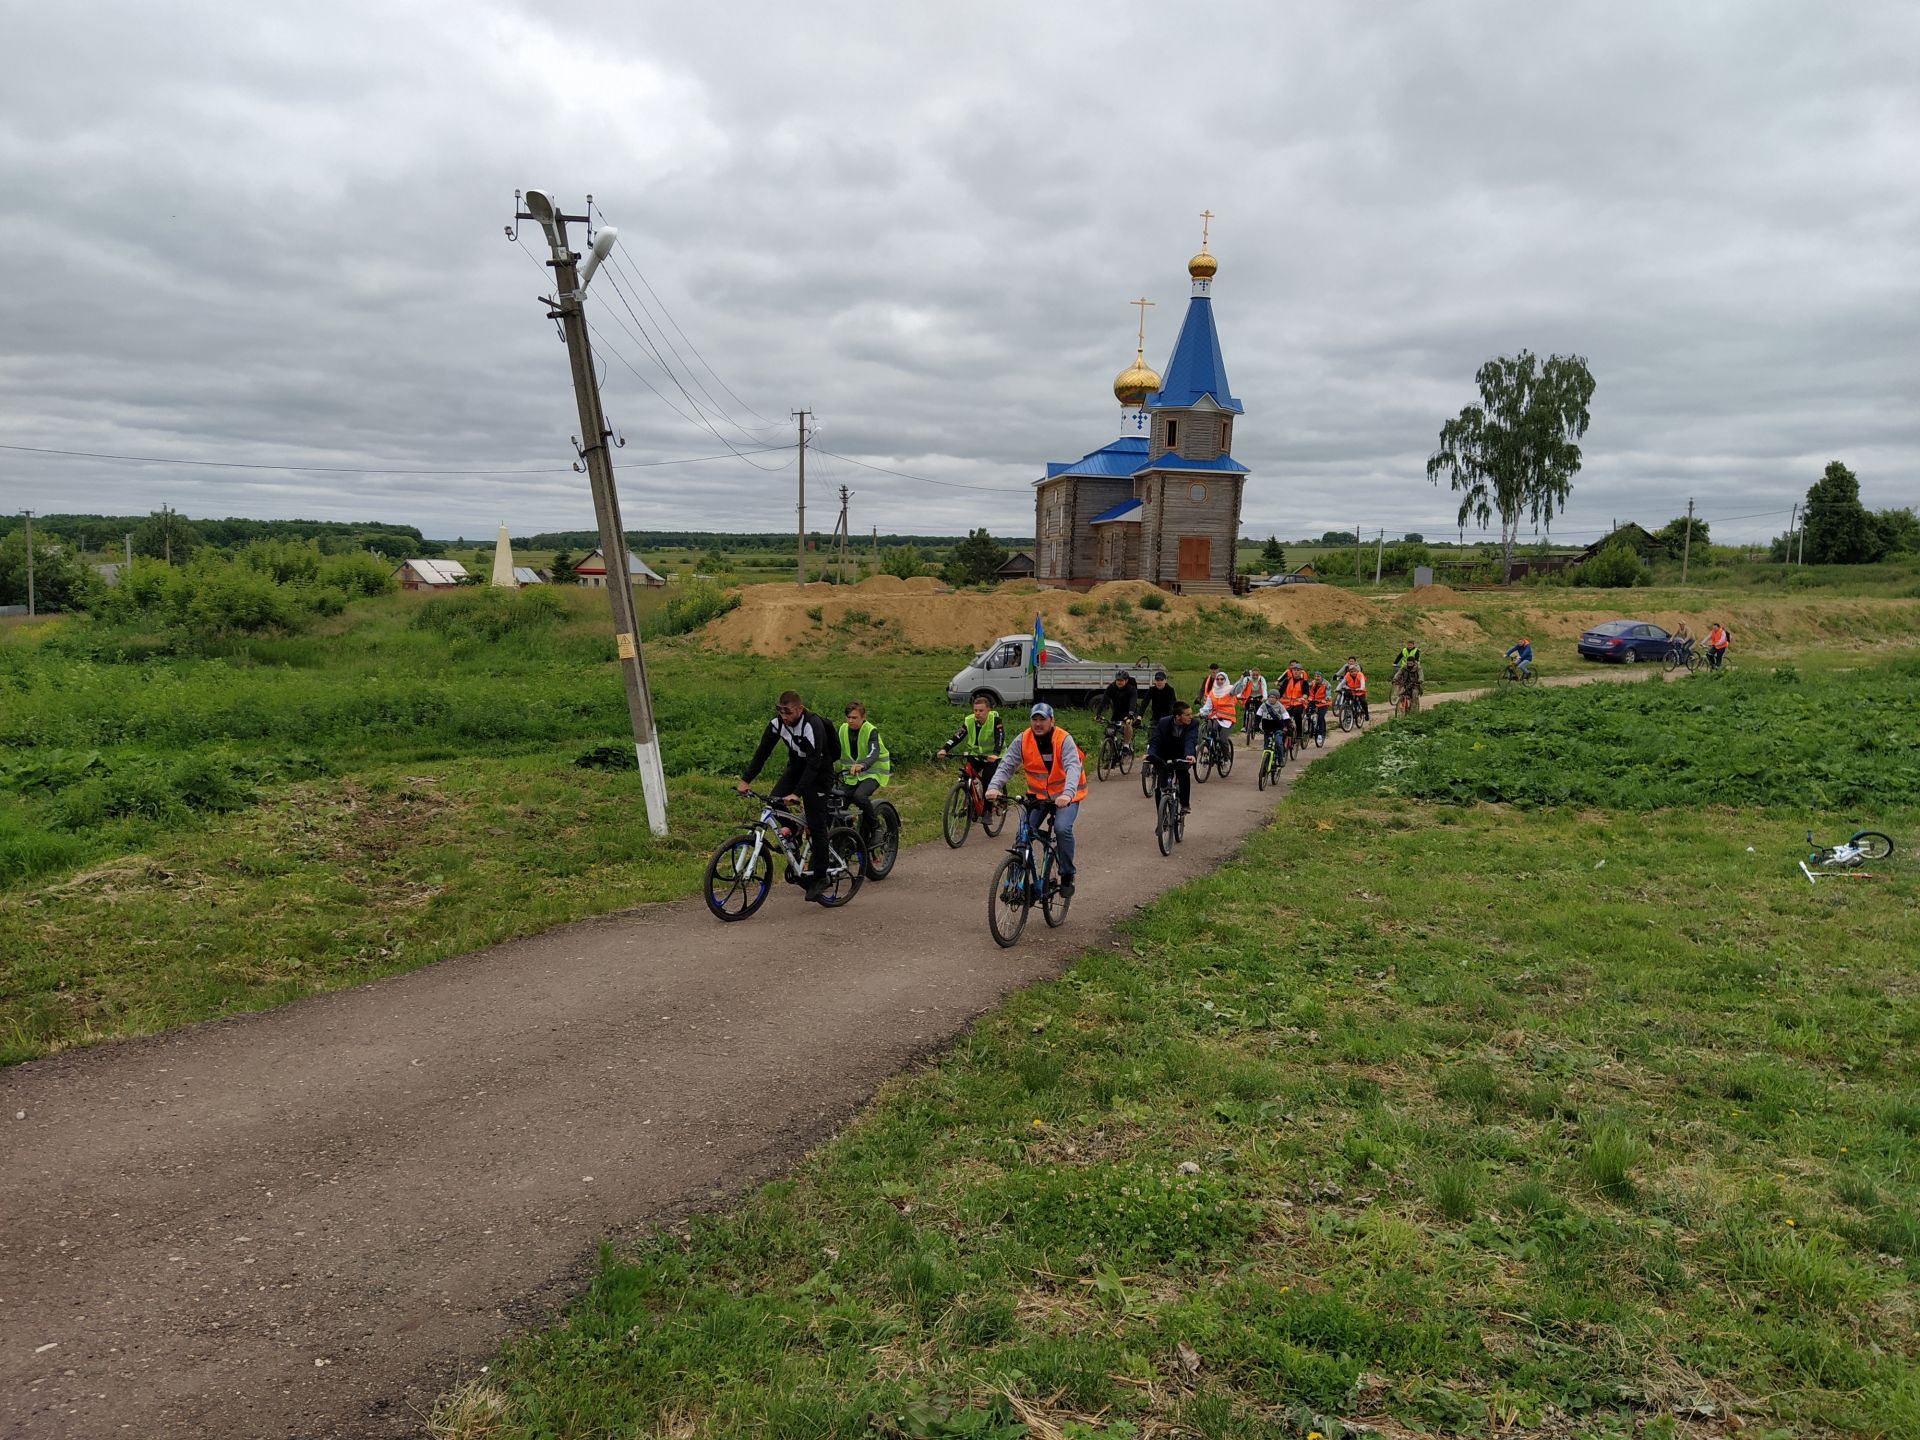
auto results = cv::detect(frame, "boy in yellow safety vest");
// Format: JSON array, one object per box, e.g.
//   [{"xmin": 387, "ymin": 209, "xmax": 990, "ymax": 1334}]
[{"xmin": 836, "ymin": 700, "xmax": 891, "ymax": 833}]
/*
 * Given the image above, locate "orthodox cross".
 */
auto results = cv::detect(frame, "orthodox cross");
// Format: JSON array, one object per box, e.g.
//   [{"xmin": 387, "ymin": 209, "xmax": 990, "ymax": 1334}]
[
  {"xmin": 1130, "ymin": 296, "xmax": 1154, "ymax": 352},
  {"xmin": 1199, "ymin": 209, "xmax": 1214, "ymax": 252}
]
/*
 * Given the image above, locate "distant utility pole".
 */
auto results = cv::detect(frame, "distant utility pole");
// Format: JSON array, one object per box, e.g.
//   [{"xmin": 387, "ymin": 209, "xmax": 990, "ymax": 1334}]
[
  {"xmin": 1680, "ymin": 496, "xmax": 1695, "ymax": 583},
  {"xmin": 514, "ymin": 188, "xmax": 668, "ymax": 836},
  {"xmin": 124, "ymin": 533, "xmax": 132, "ymax": 573},
  {"xmin": 1373, "ymin": 528, "xmax": 1385, "ymax": 585},
  {"xmin": 21, "ymin": 511, "xmax": 34, "ymax": 617},
  {"xmin": 793, "ymin": 409, "xmax": 812, "ymax": 587},
  {"xmin": 1787, "ymin": 503, "xmax": 1798, "ymax": 566},
  {"xmin": 1354, "ymin": 523, "xmax": 1362, "ymax": 588},
  {"xmin": 833, "ymin": 484, "xmax": 852, "ymax": 583}
]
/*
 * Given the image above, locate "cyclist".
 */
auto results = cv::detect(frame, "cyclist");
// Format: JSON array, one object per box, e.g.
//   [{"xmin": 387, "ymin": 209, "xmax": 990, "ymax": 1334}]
[
  {"xmin": 1337, "ymin": 655, "xmax": 1370, "ymax": 722},
  {"xmin": 1199, "ymin": 664, "xmax": 1239, "ymax": 736},
  {"xmin": 1148, "ymin": 700, "xmax": 1200, "ymax": 815},
  {"xmin": 1276, "ymin": 660, "xmax": 1310, "ymax": 739},
  {"xmin": 986, "ymin": 702, "xmax": 1087, "ymax": 897},
  {"xmin": 1145, "ymin": 668, "xmax": 1179, "ymax": 726},
  {"xmin": 835, "ymin": 700, "xmax": 892, "ymax": 833},
  {"xmin": 1097, "ymin": 670, "xmax": 1140, "ymax": 754},
  {"xmin": 1237, "ymin": 666, "xmax": 1268, "ymax": 716},
  {"xmin": 1306, "ymin": 671, "xmax": 1332, "ymax": 741},
  {"xmin": 1706, "ymin": 622, "xmax": 1731, "ymax": 671},
  {"xmin": 1671, "ymin": 621, "xmax": 1694, "ymax": 654},
  {"xmin": 1254, "ymin": 688, "xmax": 1292, "ymax": 763},
  {"xmin": 1504, "ymin": 637, "xmax": 1534, "ymax": 680},
  {"xmin": 1392, "ymin": 639, "xmax": 1423, "ymax": 703},
  {"xmin": 938, "ymin": 694, "xmax": 1005, "ymax": 777},
  {"xmin": 738, "ymin": 690, "xmax": 840, "ymax": 902}
]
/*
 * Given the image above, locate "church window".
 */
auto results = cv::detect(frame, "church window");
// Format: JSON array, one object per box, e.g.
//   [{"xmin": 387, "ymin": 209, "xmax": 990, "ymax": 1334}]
[
  {"xmin": 1188, "ymin": 483, "xmax": 1207, "ymax": 503},
  {"xmin": 1221, "ymin": 420, "xmax": 1232, "ymax": 451},
  {"xmin": 1164, "ymin": 420, "xmax": 1178, "ymax": 449}
]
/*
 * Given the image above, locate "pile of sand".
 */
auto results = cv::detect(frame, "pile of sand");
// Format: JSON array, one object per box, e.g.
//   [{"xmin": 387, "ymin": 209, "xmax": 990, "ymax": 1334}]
[
  {"xmin": 855, "ymin": 574, "xmax": 907, "ymax": 593},
  {"xmin": 1404, "ymin": 583, "xmax": 1466, "ymax": 602},
  {"xmin": 1418, "ymin": 611, "xmax": 1488, "ymax": 642},
  {"xmin": 1238, "ymin": 584, "xmax": 1377, "ymax": 629}
]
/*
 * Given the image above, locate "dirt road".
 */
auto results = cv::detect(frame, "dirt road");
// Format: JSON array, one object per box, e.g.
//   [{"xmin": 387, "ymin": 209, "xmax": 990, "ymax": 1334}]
[{"xmin": 1, "ymin": 670, "xmax": 1654, "ymax": 1438}]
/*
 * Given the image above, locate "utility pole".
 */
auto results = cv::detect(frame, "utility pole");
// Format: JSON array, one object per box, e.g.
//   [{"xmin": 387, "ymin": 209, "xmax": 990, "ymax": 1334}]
[
  {"xmin": 1373, "ymin": 527, "xmax": 1385, "ymax": 586},
  {"xmin": 1680, "ymin": 497, "xmax": 1695, "ymax": 584},
  {"xmin": 1354, "ymin": 524, "xmax": 1362, "ymax": 588},
  {"xmin": 792, "ymin": 409, "xmax": 811, "ymax": 586},
  {"xmin": 515, "ymin": 188, "xmax": 668, "ymax": 836},
  {"xmin": 1787, "ymin": 503, "xmax": 1798, "ymax": 566},
  {"xmin": 162, "ymin": 504, "xmax": 172, "ymax": 565},
  {"xmin": 21, "ymin": 511, "xmax": 34, "ymax": 617},
  {"xmin": 124, "ymin": 533, "xmax": 132, "ymax": 573},
  {"xmin": 833, "ymin": 484, "xmax": 852, "ymax": 584}
]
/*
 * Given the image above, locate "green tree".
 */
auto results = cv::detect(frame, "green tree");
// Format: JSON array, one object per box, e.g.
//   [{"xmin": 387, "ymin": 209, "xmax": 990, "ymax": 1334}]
[
  {"xmin": 132, "ymin": 508, "xmax": 199, "ymax": 565},
  {"xmin": 881, "ymin": 545, "xmax": 924, "ymax": 579},
  {"xmin": 1403, "ymin": 532, "xmax": 1425, "ymax": 544},
  {"xmin": 549, "ymin": 551, "xmax": 578, "ymax": 584},
  {"xmin": 1653, "ymin": 515, "xmax": 1710, "ymax": 554},
  {"xmin": 1261, "ymin": 534, "xmax": 1285, "ymax": 566},
  {"xmin": 1571, "ymin": 539, "xmax": 1649, "ymax": 588},
  {"xmin": 1318, "ymin": 530, "xmax": 1356, "ymax": 546},
  {"xmin": 1802, "ymin": 461, "xmax": 1874, "ymax": 564},
  {"xmin": 942, "ymin": 528, "xmax": 1008, "ymax": 587},
  {"xmin": 0, "ymin": 528, "xmax": 96, "ymax": 611},
  {"xmin": 1427, "ymin": 350, "xmax": 1597, "ymax": 581},
  {"xmin": 1869, "ymin": 507, "xmax": 1920, "ymax": 558}
]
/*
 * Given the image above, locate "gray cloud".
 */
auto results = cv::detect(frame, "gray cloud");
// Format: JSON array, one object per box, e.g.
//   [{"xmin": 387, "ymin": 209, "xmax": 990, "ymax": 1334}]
[{"xmin": 2, "ymin": 0, "xmax": 1916, "ymax": 549}]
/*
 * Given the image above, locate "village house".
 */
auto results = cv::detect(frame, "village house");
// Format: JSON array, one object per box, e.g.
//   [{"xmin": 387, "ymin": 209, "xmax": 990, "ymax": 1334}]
[
  {"xmin": 392, "ymin": 558, "xmax": 468, "ymax": 590},
  {"xmin": 575, "ymin": 548, "xmax": 667, "ymax": 588}
]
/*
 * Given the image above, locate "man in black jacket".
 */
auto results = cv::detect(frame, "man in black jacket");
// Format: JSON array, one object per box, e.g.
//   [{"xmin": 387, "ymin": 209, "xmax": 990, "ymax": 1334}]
[
  {"xmin": 737, "ymin": 690, "xmax": 840, "ymax": 901},
  {"xmin": 1145, "ymin": 669, "xmax": 1179, "ymax": 725},
  {"xmin": 1148, "ymin": 701, "xmax": 1199, "ymax": 814}
]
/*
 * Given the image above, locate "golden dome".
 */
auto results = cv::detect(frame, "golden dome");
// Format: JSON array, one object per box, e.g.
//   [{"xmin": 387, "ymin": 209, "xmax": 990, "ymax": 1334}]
[
  {"xmin": 1188, "ymin": 249, "xmax": 1218, "ymax": 280},
  {"xmin": 1113, "ymin": 350, "xmax": 1162, "ymax": 407}
]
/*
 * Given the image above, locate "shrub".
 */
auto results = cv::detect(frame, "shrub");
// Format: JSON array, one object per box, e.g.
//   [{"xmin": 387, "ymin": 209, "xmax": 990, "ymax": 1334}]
[
  {"xmin": 1139, "ymin": 591, "xmax": 1168, "ymax": 612},
  {"xmin": 1067, "ymin": 601, "xmax": 1093, "ymax": 618},
  {"xmin": 411, "ymin": 586, "xmax": 567, "ymax": 642},
  {"xmin": 1572, "ymin": 540, "xmax": 1650, "ymax": 588},
  {"xmin": 642, "ymin": 579, "xmax": 739, "ymax": 638}
]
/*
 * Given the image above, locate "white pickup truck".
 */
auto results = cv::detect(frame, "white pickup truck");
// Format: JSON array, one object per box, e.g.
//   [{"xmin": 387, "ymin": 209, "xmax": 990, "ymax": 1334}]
[{"xmin": 946, "ymin": 635, "xmax": 1159, "ymax": 710}]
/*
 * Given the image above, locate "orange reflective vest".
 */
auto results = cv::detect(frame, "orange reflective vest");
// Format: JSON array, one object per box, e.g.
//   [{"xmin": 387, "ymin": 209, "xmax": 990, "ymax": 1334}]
[
  {"xmin": 1020, "ymin": 727, "xmax": 1088, "ymax": 804},
  {"xmin": 1278, "ymin": 672, "xmax": 1308, "ymax": 705},
  {"xmin": 1307, "ymin": 678, "xmax": 1331, "ymax": 707},
  {"xmin": 1204, "ymin": 677, "xmax": 1237, "ymax": 724},
  {"xmin": 1346, "ymin": 667, "xmax": 1368, "ymax": 695},
  {"xmin": 1708, "ymin": 626, "xmax": 1728, "ymax": 648}
]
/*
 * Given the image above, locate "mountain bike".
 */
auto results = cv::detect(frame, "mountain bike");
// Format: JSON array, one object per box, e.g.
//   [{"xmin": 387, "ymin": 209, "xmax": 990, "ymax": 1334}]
[
  {"xmin": 1094, "ymin": 720, "xmax": 1134, "ymax": 781},
  {"xmin": 1497, "ymin": 660, "xmax": 1540, "ymax": 690},
  {"xmin": 1807, "ymin": 828, "xmax": 1894, "ymax": 868},
  {"xmin": 940, "ymin": 755, "xmax": 1009, "ymax": 848},
  {"xmin": 1196, "ymin": 720, "xmax": 1234, "ymax": 782},
  {"xmin": 1256, "ymin": 726, "xmax": 1286, "ymax": 792},
  {"xmin": 830, "ymin": 783, "xmax": 900, "ymax": 881},
  {"xmin": 1336, "ymin": 689, "xmax": 1368, "ymax": 732},
  {"xmin": 704, "ymin": 790, "xmax": 866, "ymax": 921},
  {"xmin": 1392, "ymin": 665, "xmax": 1423, "ymax": 716},
  {"xmin": 1308, "ymin": 704, "xmax": 1328, "ymax": 747},
  {"xmin": 1241, "ymin": 699, "xmax": 1260, "ymax": 748},
  {"xmin": 1152, "ymin": 757, "xmax": 1190, "ymax": 855},
  {"xmin": 1662, "ymin": 641, "xmax": 1701, "ymax": 674},
  {"xmin": 1706, "ymin": 646, "xmax": 1730, "ymax": 675},
  {"xmin": 988, "ymin": 796, "xmax": 1072, "ymax": 947}
]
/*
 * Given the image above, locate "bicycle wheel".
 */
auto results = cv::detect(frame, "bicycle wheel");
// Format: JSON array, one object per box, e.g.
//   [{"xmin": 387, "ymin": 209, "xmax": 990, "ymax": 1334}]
[
  {"xmin": 1096, "ymin": 738, "xmax": 1115, "ymax": 782},
  {"xmin": 1849, "ymin": 831, "xmax": 1894, "ymax": 861},
  {"xmin": 813, "ymin": 828, "xmax": 867, "ymax": 907},
  {"xmin": 1195, "ymin": 741, "xmax": 1213, "ymax": 783},
  {"xmin": 1174, "ymin": 800, "xmax": 1185, "ymax": 844},
  {"xmin": 1157, "ymin": 790, "xmax": 1175, "ymax": 854},
  {"xmin": 1314, "ymin": 719, "xmax": 1326, "ymax": 746},
  {"xmin": 1041, "ymin": 844, "xmax": 1071, "ymax": 927},
  {"xmin": 1685, "ymin": 650, "xmax": 1702, "ymax": 674},
  {"xmin": 942, "ymin": 780, "xmax": 972, "ymax": 848},
  {"xmin": 1120, "ymin": 739, "xmax": 1134, "ymax": 774},
  {"xmin": 1257, "ymin": 746, "xmax": 1271, "ymax": 792},
  {"xmin": 982, "ymin": 793, "xmax": 1010, "ymax": 837},
  {"xmin": 862, "ymin": 802, "xmax": 901, "ymax": 880},
  {"xmin": 1215, "ymin": 737, "xmax": 1234, "ymax": 778},
  {"xmin": 1662, "ymin": 648, "xmax": 1682, "ymax": 673},
  {"xmin": 703, "ymin": 832, "xmax": 772, "ymax": 921},
  {"xmin": 987, "ymin": 852, "xmax": 1031, "ymax": 947},
  {"xmin": 1497, "ymin": 668, "xmax": 1513, "ymax": 690}
]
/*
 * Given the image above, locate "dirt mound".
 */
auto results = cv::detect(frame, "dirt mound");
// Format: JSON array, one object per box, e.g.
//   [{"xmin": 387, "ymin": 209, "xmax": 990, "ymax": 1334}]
[
  {"xmin": 1086, "ymin": 580, "xmax": 1170, "ymax": 604},
  {"xmin": 903, "ymin": 576, "xmax": 941, "ymax": 593},
  {"xmin": 1239, "ymin": 585, "xmax": 1377, "ymax": 630},
  {"xmin": 856, "ymin": 575, "xmax": 907, "ymax": 593},
  {"xmin": 1418, "ymin": 611, "xmax": 1487, "ymax": 642},
  {"xmin": 1405, "ymin": 583, "xmax": 1461, "ymax": 600}
]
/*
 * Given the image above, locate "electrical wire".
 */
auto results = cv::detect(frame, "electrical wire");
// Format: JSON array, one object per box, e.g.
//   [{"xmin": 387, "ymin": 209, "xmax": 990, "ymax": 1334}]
[
  {"xmin": 812, "ymin": 447, "xmax": 1029, "ymax": 494},
  {"xmin": 0, "ymin": 439, "xmax": 788, "ymax": 476}
]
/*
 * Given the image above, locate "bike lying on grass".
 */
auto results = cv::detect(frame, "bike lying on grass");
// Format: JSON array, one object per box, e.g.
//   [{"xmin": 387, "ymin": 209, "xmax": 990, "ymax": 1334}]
[
  {"xmin": 1807, "ymin": 828, "xmax": 1894, "ymax": 867},
  {"xmin": 988, "ymin": 795, "xmax": 1071, "ymax": 947},
  {"xmin": 704, "ymin": 790, "xmax": 866, "ymax": 921}
]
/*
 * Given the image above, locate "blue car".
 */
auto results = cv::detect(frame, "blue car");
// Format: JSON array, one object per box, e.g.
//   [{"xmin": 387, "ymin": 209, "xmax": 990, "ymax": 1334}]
[{"xmin": 1577, "ymin": 619, "xmax": 1673, "ymax": 664}]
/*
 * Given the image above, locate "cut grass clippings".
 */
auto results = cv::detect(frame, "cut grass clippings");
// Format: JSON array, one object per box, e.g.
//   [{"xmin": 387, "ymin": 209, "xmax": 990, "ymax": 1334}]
[{"xmin": 435, "ymin": 786, "xmax": 1920, "ymax": 1439}]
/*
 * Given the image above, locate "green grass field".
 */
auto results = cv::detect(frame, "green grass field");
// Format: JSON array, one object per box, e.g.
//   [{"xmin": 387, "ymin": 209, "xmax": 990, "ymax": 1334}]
[{"xmin": 429, "ymin": 661, "xmax": 1919, "ymax": 1439}]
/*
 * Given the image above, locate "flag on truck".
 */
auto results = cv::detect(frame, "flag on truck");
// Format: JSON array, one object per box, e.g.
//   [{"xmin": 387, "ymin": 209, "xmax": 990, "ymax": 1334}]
[{"xmin": 1030, "ymin": 613, "xmax": 1045, "ymax": 675}]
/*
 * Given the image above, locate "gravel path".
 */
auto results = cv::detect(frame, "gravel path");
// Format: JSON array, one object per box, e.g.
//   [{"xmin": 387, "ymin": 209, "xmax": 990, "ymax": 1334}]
[{"xmin": 1, "ymin": 672, "xmax": 1650, "ymax": 1438}]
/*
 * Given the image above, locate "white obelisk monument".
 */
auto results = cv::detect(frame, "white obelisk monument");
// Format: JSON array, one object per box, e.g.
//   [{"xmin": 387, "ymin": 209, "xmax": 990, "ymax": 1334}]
[{"xmin": 490, "ymin": 523, "xmax": 516, "ymax": 587}]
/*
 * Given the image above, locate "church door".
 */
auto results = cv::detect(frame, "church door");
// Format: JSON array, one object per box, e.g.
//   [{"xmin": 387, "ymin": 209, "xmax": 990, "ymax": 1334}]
[{"xmin": 1177, "ymin": 536, "xmax": 1210, "ymax": 582}]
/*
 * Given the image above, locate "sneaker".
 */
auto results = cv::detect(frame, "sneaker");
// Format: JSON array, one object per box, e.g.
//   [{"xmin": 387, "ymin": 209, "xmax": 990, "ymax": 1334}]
[
  {"xmin": 802, "ymin": 878, "xmax": 827, "ymax": 902},
  {"xmin": 1059, "ymin": 876, "xmax": 1076, "ymax": 897},
  {"xmin": 1179, "ymin": 805, "xmax": 1191, "ymax": 815}
]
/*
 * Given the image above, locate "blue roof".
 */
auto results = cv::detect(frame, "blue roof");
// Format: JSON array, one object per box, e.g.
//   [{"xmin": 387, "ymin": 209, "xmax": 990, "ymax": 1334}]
[
  {"xmin": 1042, "ymin": 434, "xmax": 1149, "ymax": 481},
  {"xmin": 1089, "ymin": 498, "xmax": 1144, "ymax": 524},
  {"xmin": 1132, "ymin": 453, "xmax": 1250, "ymax": 476},
  {"xmin": 1147, "ymin": 295, "xmax": 1241, "ymax": 413}
]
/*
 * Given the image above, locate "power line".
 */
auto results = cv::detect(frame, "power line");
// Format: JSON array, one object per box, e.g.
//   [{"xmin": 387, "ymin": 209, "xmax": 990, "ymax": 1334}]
[
  {"xmin": 812, "ymin": 447, "xmax": 1029, "ymax": 494},
  {"xmin": 0, "ymin": 439, "xmax": 785, "ymax": 476}
]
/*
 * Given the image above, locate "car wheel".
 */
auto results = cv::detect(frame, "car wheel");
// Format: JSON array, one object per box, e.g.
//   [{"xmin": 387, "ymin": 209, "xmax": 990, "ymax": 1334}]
[{"xmin": 1623, "ymin": 649, "xmax": 1638, "ymax": 665}]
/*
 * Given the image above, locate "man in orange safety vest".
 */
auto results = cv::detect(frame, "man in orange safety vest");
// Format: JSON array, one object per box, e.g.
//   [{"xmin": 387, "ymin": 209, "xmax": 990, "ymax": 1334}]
[{"xmin": 986, "ymin": 702, "xmax": 1087, "ymax": 896}]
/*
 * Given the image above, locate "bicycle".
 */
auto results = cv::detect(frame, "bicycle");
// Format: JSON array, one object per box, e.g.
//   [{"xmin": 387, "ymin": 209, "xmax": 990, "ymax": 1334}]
[
  {"xmin": 1256, "ymin": 725, "xmax": 1286, "ymax": 792},
  {"xmin": 1335, "ymin": 689, "xmax": 1369, "ymax": 732},
  {"xmin": 1094, "ymin": 719, "xmax": 1135, "ymax": 782},
  {"xmin": 704, "ymin": 789, "xmax": 866, "ymax": 921},
  {"xmin": 1152, "ymin": 757, "xmax": 1190, "ymax": 855},
  {"xmin": 1706, "ymin": 646, "xmax": 1730, "ymax": 675},
  {"xmin": 1496, "ymin": 660, "xmax": 1540, "ymax": 690},
  {"xmin": 940, "ymin": 755, "xmax": 1009, "ymax": 849},
  {"xmin": 1392, "ymin": 665, "xmax": 1423, "ymax": 716},
  {"xmin": 830, "ymin": 782, "xmax": 900, "ymax": 881},
  {"xmin": 1241, "ymin": 699, "xmax": 1260, "ymax": 748},
  {"xmin": 988, "ymin": 796, "xmax": 1072, "ymax": 947},
  {"xmin": 1308, "ymin": 705, "xmax": 1329, "ymax": 747},
  {"xmin": 1807, "ymin": 828, "xmax": 1894, "ymax": 868},
  {"xmin": 1195, "ymin": 720, "xmax": 1235, "ymax": 782},
  {"xmin": 1662, "ymin": 642, "xmax": 1701, "ymax": 675}
]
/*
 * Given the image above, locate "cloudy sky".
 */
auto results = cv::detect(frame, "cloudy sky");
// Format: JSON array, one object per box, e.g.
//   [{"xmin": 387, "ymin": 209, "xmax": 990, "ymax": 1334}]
[{"xmin": 2, "ymin": 0, "xmax": 1915, "ymax": 547}]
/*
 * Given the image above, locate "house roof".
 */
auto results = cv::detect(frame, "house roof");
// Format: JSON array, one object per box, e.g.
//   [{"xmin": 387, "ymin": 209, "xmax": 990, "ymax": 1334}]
[
  {"xmin": 1132, "ymin": 453, "xmax": 1250, "ymax": 476},
  {"xmin": 996, "ymin": 551, "xmax": 1035, "ymax": 570},
  {"xmin": 1147, "ymin": 294, "xmax": 1241, "ymax": 414},
  {"xmin": 511, "ymin": 567, "xmax": 544, "ymax": 585},
  {"xmin": 1041, "ymin": 434, "xmax": 1150, "ymax": 482},
  {"xmin": 578, "ymin": 548, "xmax": 666, "ymax": 583},
  {"xmin": 1089, "ymin": 498, "xmax": 1144, "ymax": 525},
  {"xmin": 397, "ymin": 558, "xmax": 468, "ymax": 584}
]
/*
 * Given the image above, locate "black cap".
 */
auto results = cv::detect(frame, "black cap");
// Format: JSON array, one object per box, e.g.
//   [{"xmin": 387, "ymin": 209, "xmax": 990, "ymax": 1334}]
[{"xmin": 1153, "ymin": 669, "xmax": 1167, "ymax": 680}]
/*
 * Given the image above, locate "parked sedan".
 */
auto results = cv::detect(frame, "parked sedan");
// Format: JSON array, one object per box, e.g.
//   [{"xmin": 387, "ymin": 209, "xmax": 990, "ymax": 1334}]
[{"xmin": 1577, "ymin": 619, "xmax": 1672, "ymax": 663}]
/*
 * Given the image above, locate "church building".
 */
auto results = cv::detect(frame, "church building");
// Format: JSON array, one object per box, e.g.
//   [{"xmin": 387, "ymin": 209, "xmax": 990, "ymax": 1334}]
[{"xmin": 1034, "ymin": 233, "xmax": 1248, "ymax": 593}]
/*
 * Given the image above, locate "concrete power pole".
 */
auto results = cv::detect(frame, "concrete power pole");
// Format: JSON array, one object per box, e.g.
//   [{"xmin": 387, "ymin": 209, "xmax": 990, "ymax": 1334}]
[
  {"xmin": 1354, "ymin": 524, "xmax": 1363, "ymax": 589},
  {"xmin": 515, "ymin": 189, "xmax": 668, "ymax": 836},
  {"xmin": 1680, "ymin": 497, "xmax": 1695, "ymax": 584},
  {"xmin": 21, "ymin": 510, "xmax": 34, "ymax": 617},
  {"xmin": 1787, "ymin": 503, "xmax": 1798, "ymax": 565},
  {"xmin": 833, "ymin": 485, "xmax": 852, "ymax": 584},
  {"xmin": 1373, "ymin": 528, "xmax": 1385, "ymax": 586},
  {"xmin": 793, "ymin": 409, "xmax": 811, "ymax": 586}
]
